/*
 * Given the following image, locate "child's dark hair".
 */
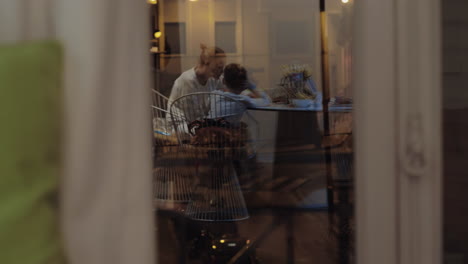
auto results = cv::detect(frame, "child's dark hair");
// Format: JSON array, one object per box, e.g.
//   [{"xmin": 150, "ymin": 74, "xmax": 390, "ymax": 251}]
[{"xmin": 223, "ymin": 63, "xmax": 248, "ymax": 92}]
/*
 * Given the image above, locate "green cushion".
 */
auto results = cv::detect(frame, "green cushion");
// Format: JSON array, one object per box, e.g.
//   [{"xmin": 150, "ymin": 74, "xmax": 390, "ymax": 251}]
[{"xmin": 0, "ymin": 41, "xmax": 64, "ymax": 264}]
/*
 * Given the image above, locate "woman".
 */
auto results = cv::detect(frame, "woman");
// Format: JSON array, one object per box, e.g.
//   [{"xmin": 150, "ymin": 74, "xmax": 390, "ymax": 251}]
[{"xmin": 168, "ymin": 44, "xmax": 226, "ymax": 108}]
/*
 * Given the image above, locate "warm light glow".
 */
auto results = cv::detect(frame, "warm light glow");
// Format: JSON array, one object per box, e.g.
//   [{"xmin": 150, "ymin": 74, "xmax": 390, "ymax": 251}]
[
  {"xmin": 220, "ymin": 240, "xmax": 225, "ymax": 243},
  {"xmin": 154, "ymin": 30, "xmax": 162, "ymax": 39},
  {"xmin": 147, "ymin": 0, "xmax": 157, "ymax": 4},
  {"xmin": 189, "ymin": 0, "xmax": 198, "ymax": 2},
  {"xmin": 246, "ymin": 240, "xmax": 250, "ymax": 244},
  {"xmin": 212, "ymin": 245, "xmax": 217, "ymax": 249},
  {"xmin": 341, "ymin": 0, "xmax": 349, "ymax": 3}
]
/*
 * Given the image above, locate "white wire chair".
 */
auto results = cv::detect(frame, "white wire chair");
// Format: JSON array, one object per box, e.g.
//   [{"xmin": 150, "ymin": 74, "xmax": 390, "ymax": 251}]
[
  {"xmin": 170, "ymin": 92, "xmax": 258, "ymax": 221},
  {"xmin": 327, "ymin": 112, "xmax": 353, "ymax": 181},
  {"xmin": 320, "ymin": 111, "xmax": 353, "ymax": 219},
  {"xmin": 151, "ymin": 89, "xmax": 194, "ymax": 203},
  {"xmin": 324, "ymin": 134, "xmax": 353, "ymax": 180}
]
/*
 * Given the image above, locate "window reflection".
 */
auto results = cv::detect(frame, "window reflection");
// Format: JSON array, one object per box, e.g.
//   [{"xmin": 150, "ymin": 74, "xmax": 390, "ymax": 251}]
[{"xmin": 151, "ymin": 0, "xmax": 354, "ymax": 263}]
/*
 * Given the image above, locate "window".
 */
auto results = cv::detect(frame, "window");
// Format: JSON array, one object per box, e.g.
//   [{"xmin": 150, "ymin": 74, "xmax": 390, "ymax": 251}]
[
  {"xmin": 215, "ymin": 21, "xmax": 237, "ymax": 53},
  {"xmin": 164, "ymin": 22, "xmax": 186, "ymax": 54}
]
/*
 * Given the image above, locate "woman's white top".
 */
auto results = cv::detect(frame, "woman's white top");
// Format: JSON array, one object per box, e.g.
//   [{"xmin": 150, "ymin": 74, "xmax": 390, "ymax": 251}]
[
  {"xmin": 208, "ymin": 90, "xmax": 270, "ymax": 122},
  {"xmin": 168, "ymin": 67, "xmax": 223, "ymax": 107}
]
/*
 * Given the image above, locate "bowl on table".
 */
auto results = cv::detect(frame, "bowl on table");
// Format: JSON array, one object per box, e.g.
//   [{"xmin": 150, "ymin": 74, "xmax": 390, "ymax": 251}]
[{"xmin": 291, "ymin": 99, "xmax": 314, "ymax": 108}]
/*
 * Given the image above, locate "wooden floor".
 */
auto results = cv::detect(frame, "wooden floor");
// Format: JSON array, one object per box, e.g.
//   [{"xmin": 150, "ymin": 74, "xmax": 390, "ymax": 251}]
[{"xmin": 154, "ymin": 144, "xmax": 354, "ymax": 264}]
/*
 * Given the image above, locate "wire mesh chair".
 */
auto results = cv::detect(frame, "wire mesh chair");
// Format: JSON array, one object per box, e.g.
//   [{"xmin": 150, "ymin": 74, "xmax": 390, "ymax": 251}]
[
  {"xmin": 321, "ymin": 111, "xmax": 354, "ymax": 218},
  {"xmin": 170, "ymin": 92, "xmax": 255, "ymax": 221},
  {"xmin": 151, "ymin": 89, "xmax": 193, "ymax": 203},
  {"xmin": 324, "ymin": 134, "xmax": 353, "ymax": 180},
  {"xmin": 327, "ymin": 111, "xmax": 354, "ymax": 181},
  {"xmin": 322, "ymin": 112, "xmax": 354, "ymax": 256}
]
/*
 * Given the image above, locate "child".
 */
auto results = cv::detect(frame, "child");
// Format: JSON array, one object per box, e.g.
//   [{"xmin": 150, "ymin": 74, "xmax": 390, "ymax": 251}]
[{"xmin": 209, "ymin": 63, "xmax": 270, "ymax": 120}]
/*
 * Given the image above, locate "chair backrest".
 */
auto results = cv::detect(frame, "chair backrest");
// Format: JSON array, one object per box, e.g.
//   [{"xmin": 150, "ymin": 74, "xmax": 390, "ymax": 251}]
[
  {"xmin": 151, "ymin": 89, "xmax": 177, "ymax": 148},
  {"xmin": 169, "ymin": 92, "xmax": 253, "ymax": 156},
  {"xmin": 151, "ymin": 89, "xmax": 169, "ymax": 123},
  {"xmin": 327, "ymin": 112, "xmax": 353, "ymax": 180}
]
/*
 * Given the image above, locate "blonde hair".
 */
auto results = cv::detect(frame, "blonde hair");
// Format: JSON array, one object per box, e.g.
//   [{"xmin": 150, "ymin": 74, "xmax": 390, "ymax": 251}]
[{"xmin": 199, "ymin": 44, "xmax": 225, "ymax": 65}]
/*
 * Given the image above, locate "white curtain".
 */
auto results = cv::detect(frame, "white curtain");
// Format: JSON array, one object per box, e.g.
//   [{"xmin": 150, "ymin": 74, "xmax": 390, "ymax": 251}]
[{"xmin": 0, "ymin": 1, "xmax": 155, "ymax": 264}]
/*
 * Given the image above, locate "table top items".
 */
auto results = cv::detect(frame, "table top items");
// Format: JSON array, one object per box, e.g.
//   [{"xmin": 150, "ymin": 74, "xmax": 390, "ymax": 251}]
[
  {"xmin": 248, "ymin": 96, "xmax": 352, "ymax": 112},
  {"xmin": 328, "ymin": 96, "xmax": 353, "ymax": 112},
  {"xmin": 271, "ymin": 63, "xmax": 320, "ymax": 105}
]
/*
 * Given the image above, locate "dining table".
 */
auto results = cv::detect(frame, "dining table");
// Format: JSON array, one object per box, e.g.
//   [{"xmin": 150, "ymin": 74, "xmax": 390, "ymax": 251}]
[
  {"xmin": 244, "ymin": 102, "xmax": 354, "ymax": 264},
  {"xmin": 248, "ymin": 103, "xmax": 352, "ymax": 112},
  {"xmin": 247, "ymin": 102, "xmax": 352, "ymax": 147}
]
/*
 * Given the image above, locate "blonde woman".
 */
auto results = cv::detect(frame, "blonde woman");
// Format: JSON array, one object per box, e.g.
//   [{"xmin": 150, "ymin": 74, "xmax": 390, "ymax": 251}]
[{"xmin": 168, "ymin": 44, "xmax": 226, "ymax": 107}]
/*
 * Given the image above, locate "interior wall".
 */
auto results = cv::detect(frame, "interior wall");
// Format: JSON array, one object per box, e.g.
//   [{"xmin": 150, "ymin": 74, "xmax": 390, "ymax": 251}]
[
  {"xmin": 262, "ymin": 0, "xmax": 321, "ymax": 91},
  {"xmin": 214, "ymin": 0, "xmax": 236, "ymax": 21},
  {"xmin": 158, "ymin": 0, "xmax": 326, "ymax": 92},
  {"xmin": 159, "ymin": 0, "xmax": 185, "ymax": 88},
  {"xmin": 326, "ymin": 1, "xmax": 353, "ymax": 98}
]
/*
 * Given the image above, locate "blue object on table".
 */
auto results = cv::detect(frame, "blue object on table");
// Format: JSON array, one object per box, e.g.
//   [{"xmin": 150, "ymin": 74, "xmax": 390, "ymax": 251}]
[
  {"xmin": 307, "ymin": 78, "xmax": 319, "ymax": 94},
  {"xmin": 154, "ymin": 130, "xmax": 171, "ymax": 136}
]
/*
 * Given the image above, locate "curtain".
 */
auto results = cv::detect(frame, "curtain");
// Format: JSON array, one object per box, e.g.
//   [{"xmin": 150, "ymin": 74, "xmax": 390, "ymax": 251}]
[{"xmin": 0, "ymin": 1, "xmax": 155, "ymax": 264}]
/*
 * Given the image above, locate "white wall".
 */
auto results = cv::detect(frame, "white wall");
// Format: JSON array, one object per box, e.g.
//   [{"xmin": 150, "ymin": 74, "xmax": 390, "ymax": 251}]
[{"xmin": 159, "ymin": 0, "xmax": 328, "ymax": 92}]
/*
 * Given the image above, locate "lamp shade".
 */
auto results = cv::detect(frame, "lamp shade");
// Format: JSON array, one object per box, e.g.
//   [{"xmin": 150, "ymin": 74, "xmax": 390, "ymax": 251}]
[{"xmin": 154, "ymin": 30, "xmax": 162, "ymax": 39}]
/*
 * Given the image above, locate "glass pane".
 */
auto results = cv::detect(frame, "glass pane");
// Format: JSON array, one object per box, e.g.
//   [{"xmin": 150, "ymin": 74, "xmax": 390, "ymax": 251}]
[
  {"xmin": 165, "ymin": 22, "xmax": 187, "ymax": 54},
  {"xmin": 443, "ymin": 1, "xmax": 468, "ymax": 263},
  {"xmin": 215, "ymin": 22, "xmax": 237, "ymax": 53},
  {"xmin": 150, "ymin": 0, "xmax": 354, "ymax": 263}
]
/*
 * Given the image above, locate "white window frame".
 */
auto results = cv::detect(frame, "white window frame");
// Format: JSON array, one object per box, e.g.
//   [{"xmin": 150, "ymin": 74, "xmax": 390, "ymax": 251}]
[{"xmin": 354, "ymin": 0, "xmax": 442, "ymax": 264}]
